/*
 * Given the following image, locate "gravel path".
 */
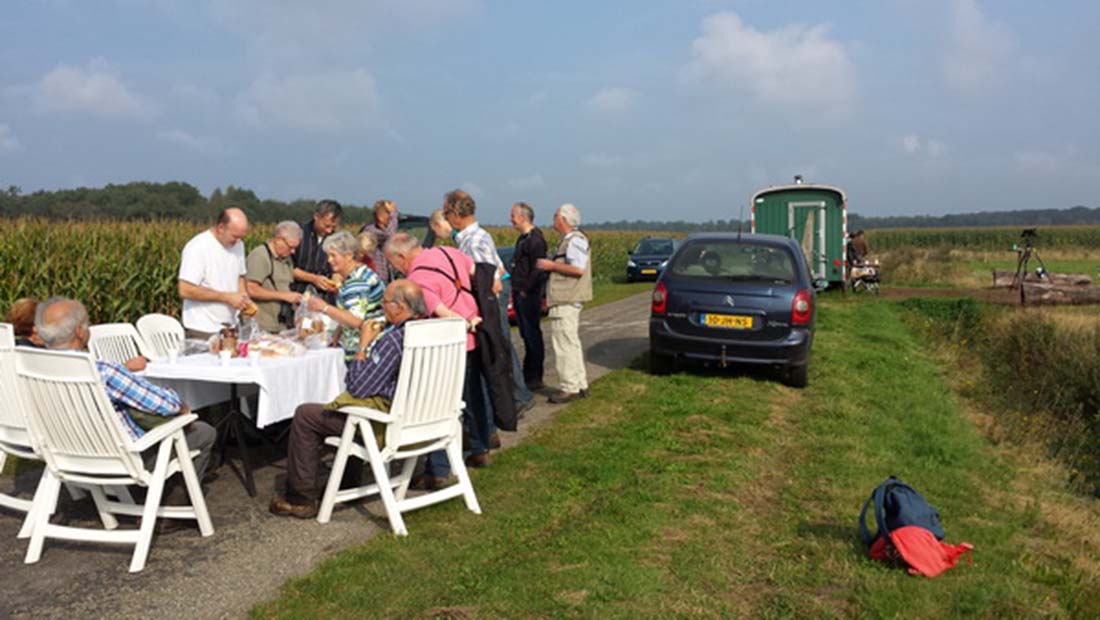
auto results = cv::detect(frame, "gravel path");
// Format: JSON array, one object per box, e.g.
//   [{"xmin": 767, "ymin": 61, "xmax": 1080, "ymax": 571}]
[{"xmin": 0, "ymin": 291, "xmax": 652, "ymax": 620}]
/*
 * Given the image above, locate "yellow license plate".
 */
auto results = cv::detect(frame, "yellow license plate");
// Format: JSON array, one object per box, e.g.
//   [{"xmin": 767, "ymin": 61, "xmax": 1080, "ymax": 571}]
[
  {"xmin": 702, "ymin": 314, "xmax": 753, "ymax": 329},
  {"xmin": 641, "ymin": 269, "xmax": 657, "ymax": 275}
]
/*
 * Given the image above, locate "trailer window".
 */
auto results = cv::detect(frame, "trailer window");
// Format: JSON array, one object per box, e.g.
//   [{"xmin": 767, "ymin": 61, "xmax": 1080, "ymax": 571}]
[{"xmin": 670, "ymin": 241, "xmax": 795, "ymax": 283}]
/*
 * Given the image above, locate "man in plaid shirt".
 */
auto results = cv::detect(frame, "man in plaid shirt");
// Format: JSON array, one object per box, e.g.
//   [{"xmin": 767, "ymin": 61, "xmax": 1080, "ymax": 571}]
[
  {"xmin": 270, "ymin": 279, "xmax": 426, "ymax": 519},
  {"xmin": 35, "ymin": 297, "xmax": 216, "ymax": 488}
]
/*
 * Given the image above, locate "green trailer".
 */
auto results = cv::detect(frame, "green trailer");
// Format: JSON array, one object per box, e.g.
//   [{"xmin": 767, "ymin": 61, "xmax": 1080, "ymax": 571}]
[{"xmin": 750, "ymin": 177, "xmax": 848, "ymax": 287}]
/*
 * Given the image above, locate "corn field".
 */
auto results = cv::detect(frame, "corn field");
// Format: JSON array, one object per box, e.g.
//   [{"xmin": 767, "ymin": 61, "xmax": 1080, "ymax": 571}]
[
  {"xmin": 1, "ymin": 217, "xmax": 673, "ymax": 324},
  {"xmin": 872, "ymin": 225, "xmax": 1100, "ymax": 251}
]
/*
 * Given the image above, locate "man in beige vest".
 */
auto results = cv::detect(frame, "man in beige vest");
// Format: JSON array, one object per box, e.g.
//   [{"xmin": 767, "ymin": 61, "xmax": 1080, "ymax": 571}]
[{"xmin": 536, "ymin": 203, "xmax": 592, "ymax": 403}]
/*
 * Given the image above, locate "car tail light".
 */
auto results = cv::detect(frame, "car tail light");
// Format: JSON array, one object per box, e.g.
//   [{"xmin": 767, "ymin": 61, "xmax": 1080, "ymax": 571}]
[
  {"xmin": 652, "ymin": 281, "xmax": 668, "ymax": 315},
  {"xmin": 791, "ymin": 289, "xmax": 812, "ymax": 325}
]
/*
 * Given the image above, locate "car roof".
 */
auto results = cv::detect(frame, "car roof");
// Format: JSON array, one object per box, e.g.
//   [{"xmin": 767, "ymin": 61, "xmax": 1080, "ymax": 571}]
[{"xmin": 679, "ymin": 232, "xmax": 799, "ymax": 250}]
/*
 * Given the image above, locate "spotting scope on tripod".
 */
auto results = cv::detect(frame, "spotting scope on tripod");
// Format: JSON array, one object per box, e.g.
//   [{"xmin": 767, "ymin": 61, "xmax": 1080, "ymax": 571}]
[{"xmin": 1010, "ymin": 228, "xmax": 1050, "ymax": 305}]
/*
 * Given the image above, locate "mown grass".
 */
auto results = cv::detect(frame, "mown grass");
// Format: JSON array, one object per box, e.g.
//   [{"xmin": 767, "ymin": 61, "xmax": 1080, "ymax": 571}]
[{"xmin": 253, "ymin": 297, "xmax": 1099, "ymax": 618}]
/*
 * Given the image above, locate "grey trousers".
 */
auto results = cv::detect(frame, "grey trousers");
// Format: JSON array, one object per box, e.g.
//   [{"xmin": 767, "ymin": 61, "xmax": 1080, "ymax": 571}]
[{"xmin": 141, "ymin": 420, "xmax": 216, "ymax": 491}]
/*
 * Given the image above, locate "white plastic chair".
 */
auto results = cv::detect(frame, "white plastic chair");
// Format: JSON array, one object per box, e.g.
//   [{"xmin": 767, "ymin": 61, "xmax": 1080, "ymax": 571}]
[
  {"xmin": 15, "ymin": 347, "xmax": 213, "ymax": 573},
  {"xmin": 317, "ymin": 317, "xmax": 481, "ymax": 535},
  {"xmin": 1, "ymin": 324, "xmax": 134, "ymax": 539},
  {"xmin": 0, "ymin": 323, "xmax": 44, "ymax": 537},
  {"xmin": 88, "ymin": 322, "xmax": 154, "ymax": 365},
  {"xmin": 136, "ymin": 313, "xmax": 184, "ymax": 359}
]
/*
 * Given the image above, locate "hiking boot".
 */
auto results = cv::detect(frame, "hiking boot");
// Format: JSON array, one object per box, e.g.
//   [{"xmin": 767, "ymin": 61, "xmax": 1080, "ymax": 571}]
[
  {"xmin": 269, "ymin": 496, "xmax": 319, "ymax": 519},
  {"xmin": 465, "ymin": 452, "xmax": 492, "ymax": 468},
  {"xmin": 409, "ymin": 474, "xmax": 456, "ymax": 491},
  {"xmin": 548, "ymin": 389, "xmax": 588, "ymax": 404}
]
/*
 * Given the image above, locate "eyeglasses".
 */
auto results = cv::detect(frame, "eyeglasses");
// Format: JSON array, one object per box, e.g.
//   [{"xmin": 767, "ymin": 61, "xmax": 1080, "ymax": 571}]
[{"xmin": 274, "ymin": 237, "xmax": 299, "ymax": 253}]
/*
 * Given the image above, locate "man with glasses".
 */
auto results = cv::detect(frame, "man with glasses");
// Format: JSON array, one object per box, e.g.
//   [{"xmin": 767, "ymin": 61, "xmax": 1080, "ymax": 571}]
[
  {"xmin": 246, "ymin": 220, "xmax": 305, "ymax": 333},
  {"xmin": 270, "ymin": 279, "xmax": 427, "ymax": 519}
]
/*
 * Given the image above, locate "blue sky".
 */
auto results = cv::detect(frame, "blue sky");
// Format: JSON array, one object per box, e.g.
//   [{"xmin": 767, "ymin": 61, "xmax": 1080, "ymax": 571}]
[{"xmin": 1, "ymin": 0, "xmax": 1097, "ymax": 224}]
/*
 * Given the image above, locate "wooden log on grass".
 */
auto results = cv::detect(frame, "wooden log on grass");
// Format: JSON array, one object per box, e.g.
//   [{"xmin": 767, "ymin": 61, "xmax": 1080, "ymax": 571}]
[
  {"xmin": 992, "ymin": 270, "xmax": 1092, "ymax": 288},
  {"xmin": 1022, "ymin": 282, "xmax": 1100, "ymax": 305}
]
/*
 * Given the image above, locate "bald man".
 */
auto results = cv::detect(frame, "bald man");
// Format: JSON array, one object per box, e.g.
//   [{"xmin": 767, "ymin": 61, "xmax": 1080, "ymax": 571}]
[{"xmin": 178, "ymin": 207, "xmax": 253, "ymax": 338}]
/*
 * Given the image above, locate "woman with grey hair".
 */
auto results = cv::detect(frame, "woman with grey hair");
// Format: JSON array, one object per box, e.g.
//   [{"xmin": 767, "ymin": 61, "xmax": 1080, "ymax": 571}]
[{"xmin": 306, "ymin": 231, "xmax": 386, "ymax": 361}]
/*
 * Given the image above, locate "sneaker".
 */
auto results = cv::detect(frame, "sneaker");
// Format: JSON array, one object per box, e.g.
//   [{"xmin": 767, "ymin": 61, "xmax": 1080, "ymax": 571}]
[{"xmin": 269, "ymin": 496, "xmax": 319, "ymax": 519}]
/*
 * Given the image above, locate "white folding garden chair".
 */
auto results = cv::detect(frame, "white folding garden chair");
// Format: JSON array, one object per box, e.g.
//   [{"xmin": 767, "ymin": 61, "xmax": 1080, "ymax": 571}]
[
  {"xmin": 1, "ymin": 323, "xmax": 133, "ymax": 540},
  {"xmin": 15, "ymin": 347, "xmax": 213, "ymax": 573},
  {"xmin": 88, "ymin": 322, "xmax": 154, "ymax": 364},
  {"xmin": 0, "ymin": 323, "xmax": 46, "ymax": 538},
  {"xmin": 136, "ymin": 313, "xmax": 184, "ymax": 359},
  {"xmin": 317, "ymin": 317, "xmax": 481, "ymax": 535}
]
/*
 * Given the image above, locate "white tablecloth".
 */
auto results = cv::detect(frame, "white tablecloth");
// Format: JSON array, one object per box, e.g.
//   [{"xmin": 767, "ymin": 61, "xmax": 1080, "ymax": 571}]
[{"xmin": 143, "ymin": 348, "xmax": 347, "ymax": 428}]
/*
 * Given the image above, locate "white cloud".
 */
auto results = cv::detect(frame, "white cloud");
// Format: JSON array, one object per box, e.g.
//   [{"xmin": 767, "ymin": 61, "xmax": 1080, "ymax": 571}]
[
  {"xmin": 170, "ymin": 83, "xmax": 221, "ymax": 108},
  {"xmin": 507, "ymin": 174, "xmax": 545, "ymax": 191},
  {"xmin": 31, "ymin": 59, "xmax": 155, "ymax": 120},
  {"xmin": 682, "ymin": 12, "xmax": 856, "ymax": 117},
  {"xmin": 942, "ymin": 0, "xmax": 1015, "ymax": 95},
  {"xmin": 236, "ymin": 69, "xmax": 381, "ymax": 132},
  {"xmin": 586, "ymin": 87, "xmax": 637, "ymax": 114},
  {"xmin": 156, "ymin": 128, "xmax": 222, "ymax": 155},
  {"xmin": 581, "ymin": 152, "xmax": 622, "ymax": 168},
  {"xmin": 0, "ymin": 124, "xmax": 21, "ymax": 153},
  {"xmin": 900, "ymin": 134, "xmax": 947, "ymax": 157}
]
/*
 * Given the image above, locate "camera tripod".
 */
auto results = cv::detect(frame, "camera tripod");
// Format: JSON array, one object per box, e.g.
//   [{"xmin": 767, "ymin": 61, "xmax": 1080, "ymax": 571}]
[{"xmin": 1010, "ymin": 229, "xmax": 1050, "ymax": 305}]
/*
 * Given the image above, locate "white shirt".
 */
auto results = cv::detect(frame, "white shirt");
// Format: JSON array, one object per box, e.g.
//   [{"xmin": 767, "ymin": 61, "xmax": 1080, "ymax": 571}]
[
  {"xmin": 179, "ymin": 230, "xmax": 246, "ymax": 333},
  {"xmin": 563, "ymin": 230, "xmax": 589, "ymax": 271},
  {"xmin": 455, "ymin": 221, "xmax": 503, "ymax": 269}
]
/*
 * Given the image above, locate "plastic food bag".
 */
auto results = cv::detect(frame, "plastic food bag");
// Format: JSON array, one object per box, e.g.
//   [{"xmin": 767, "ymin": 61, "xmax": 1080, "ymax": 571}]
[
  {"xmin": 247, "ymin": 334, "xmax": 307, "ymax": 359},
  {"xmin": 295, "ymin": 288, "xmax": 328, "ymax": 349}
]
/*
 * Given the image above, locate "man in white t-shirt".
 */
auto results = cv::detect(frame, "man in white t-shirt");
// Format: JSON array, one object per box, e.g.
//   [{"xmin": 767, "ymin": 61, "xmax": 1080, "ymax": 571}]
[{"xmin": 178, "ymin": 208, "xmax": 252, "ymax": 338}]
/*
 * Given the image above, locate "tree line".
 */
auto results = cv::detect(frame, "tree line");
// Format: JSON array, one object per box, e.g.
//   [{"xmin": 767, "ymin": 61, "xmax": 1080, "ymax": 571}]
[
  {"xmin": 0, "ymin": 182, "xmax": 375, "ymax": 225},
  {"xmin": 2, "ymin": 182, "xmax": 1097, "ymax": 230}
]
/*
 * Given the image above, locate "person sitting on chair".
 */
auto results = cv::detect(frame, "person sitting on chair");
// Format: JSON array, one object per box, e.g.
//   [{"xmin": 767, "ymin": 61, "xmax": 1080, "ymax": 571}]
[
  {"xmin": 848, "ymin": 229, "xmax": 869, "ymax": 266},
  {"xmin": 270, "ymin": 279, "xmax": 426, "ymax": 519},
  {"xmin": 35, "ymin": 297, "xmax": 216, "ymax": 503}
]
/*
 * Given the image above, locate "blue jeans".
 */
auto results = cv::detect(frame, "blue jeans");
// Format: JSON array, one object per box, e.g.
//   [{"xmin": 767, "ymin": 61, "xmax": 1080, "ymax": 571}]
[
  {"xmin": 512, "ymin": 287, "xmax": 545, "ymax": 385},
  {"xmin": 498, "ymin": 279, "xmax": 534, "ymax": 405},
  {"xmin": 426, "ymin": 350, "xmax": 492, "ymax": 477}
]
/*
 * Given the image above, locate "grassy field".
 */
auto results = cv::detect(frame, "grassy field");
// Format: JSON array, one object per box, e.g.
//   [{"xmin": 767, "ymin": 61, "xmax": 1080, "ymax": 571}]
[{"xmin": 252, "ymin": 296, "xmax": 1099, "ymax": 618}]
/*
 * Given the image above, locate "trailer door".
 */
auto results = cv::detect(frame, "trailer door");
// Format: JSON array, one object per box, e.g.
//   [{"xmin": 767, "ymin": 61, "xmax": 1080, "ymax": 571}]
[{"xmin": 788, "ymin": 201, "xmax": 826, "ymax": 280}]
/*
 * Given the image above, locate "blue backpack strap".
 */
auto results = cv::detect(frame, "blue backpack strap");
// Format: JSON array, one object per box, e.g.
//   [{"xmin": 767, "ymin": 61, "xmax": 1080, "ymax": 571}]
[
  {"xmin": 859, "ymin": 493, "xmax": 876, "ymax": 546},
  {"xmin": 862, "ymin": 477, "xmax": 904, "ymax": 546}
]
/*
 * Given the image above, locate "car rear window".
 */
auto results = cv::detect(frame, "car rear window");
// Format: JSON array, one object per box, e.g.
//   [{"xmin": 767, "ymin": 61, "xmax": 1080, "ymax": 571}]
[
  {"xmin": 633, "ymin": 239, "xmax": 675, "ymax": 255},
  {"xmin": 669, "ymin": 241, "xmax": 796, "ymax": 283}
]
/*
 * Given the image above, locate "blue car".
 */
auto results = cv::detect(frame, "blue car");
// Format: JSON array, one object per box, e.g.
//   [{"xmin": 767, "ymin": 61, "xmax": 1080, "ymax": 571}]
[
  {"xmin": 626, "ymin": 237, "xmax": 678, "ymax": 282},
  {"xmin": 648, "ymin": 233, "xmax": 817, "ymax": 387}
]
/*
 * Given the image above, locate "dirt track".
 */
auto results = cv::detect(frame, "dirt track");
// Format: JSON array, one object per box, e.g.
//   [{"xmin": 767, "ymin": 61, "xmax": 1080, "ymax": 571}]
[{"xmin": 0, "ymin": 292, "xmax": 653, "ymax": 620}]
